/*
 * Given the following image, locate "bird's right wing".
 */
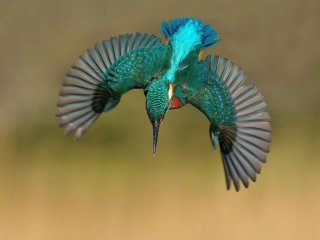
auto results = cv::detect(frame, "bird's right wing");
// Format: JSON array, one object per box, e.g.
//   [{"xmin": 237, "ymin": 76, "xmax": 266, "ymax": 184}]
[
  {"xmin": 183, "ymin": 56, "xmax": 271, "ymax": 191},
  {"xmin": 56, "ymin": 33, "xmax": 171, "ymax": 140}
]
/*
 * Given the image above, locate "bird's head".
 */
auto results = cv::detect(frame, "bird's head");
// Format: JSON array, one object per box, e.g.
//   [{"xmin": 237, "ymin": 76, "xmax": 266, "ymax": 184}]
[
  {"xmin": 145, "ymin": 18, "xmax": 221, "ymax": 156},
  {"xmin": 146, "ymin": 80, "xmax": 175, "ymax": 156}
]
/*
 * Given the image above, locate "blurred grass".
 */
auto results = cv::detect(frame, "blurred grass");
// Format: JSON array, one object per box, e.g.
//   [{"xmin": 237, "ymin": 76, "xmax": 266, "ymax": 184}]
[
  {"xmin": 0, "ymin": 0, "xmax": 320, "ymax": 239},
  {"xmin": 0, "ymin": 103, "xmax": 319, "ymax": 240}
]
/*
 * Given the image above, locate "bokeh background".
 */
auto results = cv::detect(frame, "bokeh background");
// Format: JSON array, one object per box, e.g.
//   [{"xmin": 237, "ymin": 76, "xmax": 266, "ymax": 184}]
[{"xmin": 1, "ymin": 0, "xmax": 320, "ymax": 239}]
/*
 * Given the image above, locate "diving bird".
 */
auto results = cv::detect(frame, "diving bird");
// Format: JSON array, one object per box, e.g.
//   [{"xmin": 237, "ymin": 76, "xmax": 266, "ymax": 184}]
[{"xmin": 56, "ymin": 17, "xmax": 271, "ymax": 191}]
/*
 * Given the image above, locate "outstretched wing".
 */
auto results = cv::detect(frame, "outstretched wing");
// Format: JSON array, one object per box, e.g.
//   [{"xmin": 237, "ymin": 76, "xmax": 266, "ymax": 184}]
[
  {"xmin": 57, "ymin": 33, "xmax": 171, "ymax": 140},
  {"xmin": 181, "ymin": 55, "xmax": 271, "ymax": 191}
]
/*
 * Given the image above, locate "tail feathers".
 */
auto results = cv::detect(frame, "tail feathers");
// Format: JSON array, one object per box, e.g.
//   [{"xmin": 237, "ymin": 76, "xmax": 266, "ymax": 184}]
[
  {"xmin": 161, "ymin": 17, "xmax": 220, "ymax": 49},
  {"xmin": 208, "ymin": 55, "xmax": 271, "ymax": 191}
]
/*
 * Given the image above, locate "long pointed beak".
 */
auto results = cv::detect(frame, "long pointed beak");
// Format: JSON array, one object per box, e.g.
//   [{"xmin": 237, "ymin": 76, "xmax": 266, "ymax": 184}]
[{"xmin": 152, "ymin": 120, "xmax": 160, "ymax": 157}]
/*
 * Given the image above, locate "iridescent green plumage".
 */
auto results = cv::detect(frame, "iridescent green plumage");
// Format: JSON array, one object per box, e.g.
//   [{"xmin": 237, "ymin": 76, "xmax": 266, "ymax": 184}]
[
  {"xmin": 57, "ymin": 18, "xmax": 271, "ymax": 191},
  {"xmin": 57, "ymin": 33, "xmax": 172, "ymax": 139},
  {"xmin": 173, "ymin": 55, "xmax": 271, "ymax": 190}
]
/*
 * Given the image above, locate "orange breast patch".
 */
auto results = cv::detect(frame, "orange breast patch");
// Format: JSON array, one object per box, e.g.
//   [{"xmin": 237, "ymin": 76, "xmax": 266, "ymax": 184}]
[{"xmin": 170, "ymin": 97, "xmax": 185, "ymax": 109}]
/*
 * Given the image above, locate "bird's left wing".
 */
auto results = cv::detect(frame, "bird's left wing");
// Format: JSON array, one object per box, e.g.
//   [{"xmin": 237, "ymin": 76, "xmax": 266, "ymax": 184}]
[
  {"xmin": 57, "ymin": 33, "xmax": 171, "ymax": 140},
  {"xmin": 178, "ymin": 55, "xmax": 271, "ymax": 191}
]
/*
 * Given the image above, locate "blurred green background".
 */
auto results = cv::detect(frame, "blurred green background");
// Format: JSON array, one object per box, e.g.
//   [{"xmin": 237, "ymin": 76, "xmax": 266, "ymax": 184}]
[{"xmin": 1, "ymin": 0, "xmax": 320, "ymax": 239}]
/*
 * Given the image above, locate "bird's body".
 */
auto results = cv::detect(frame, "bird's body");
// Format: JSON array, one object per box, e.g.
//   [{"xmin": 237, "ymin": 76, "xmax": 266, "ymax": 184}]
[{"xmin": 57, "ymin": 17, "xmax": 271, "ymax": 191}]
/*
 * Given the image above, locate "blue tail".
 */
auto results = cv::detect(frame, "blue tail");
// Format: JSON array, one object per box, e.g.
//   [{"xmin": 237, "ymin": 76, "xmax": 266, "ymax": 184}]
[{"xmin": 161, "ymin": 17, "xmax": 221, "ymax": 49}]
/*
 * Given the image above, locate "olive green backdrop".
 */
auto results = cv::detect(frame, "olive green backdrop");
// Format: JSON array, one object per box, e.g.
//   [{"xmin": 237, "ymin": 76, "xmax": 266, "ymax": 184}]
[{"xmin": 0, "ymin": 0, "xmax": 319, "ymax": 239}]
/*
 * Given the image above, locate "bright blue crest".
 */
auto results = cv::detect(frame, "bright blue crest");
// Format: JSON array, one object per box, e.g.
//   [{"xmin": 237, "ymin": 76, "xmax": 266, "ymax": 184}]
[{"xmin": 161, "ymin": 17, "xmax": 221, "ymax": 49}]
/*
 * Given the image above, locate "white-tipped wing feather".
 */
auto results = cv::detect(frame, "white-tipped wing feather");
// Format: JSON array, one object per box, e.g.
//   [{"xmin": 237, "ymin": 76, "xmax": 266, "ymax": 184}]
[
  {"xmin": 208, "ymin": 56, "xmax": 271, "ymax": 191},
  {"xmin": 186, "ymin": 55, "xmax": 271, "ymax": 191},
  {"xmin": 57, "ymin": 33, "xmax": 166, "ymax": 140}
]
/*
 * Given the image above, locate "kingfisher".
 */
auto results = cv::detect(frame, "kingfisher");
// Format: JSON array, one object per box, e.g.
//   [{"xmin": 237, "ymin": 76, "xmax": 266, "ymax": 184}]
[{"xmin": 56, "ymin": 17, "xmax": 271, "ymax": 191}]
